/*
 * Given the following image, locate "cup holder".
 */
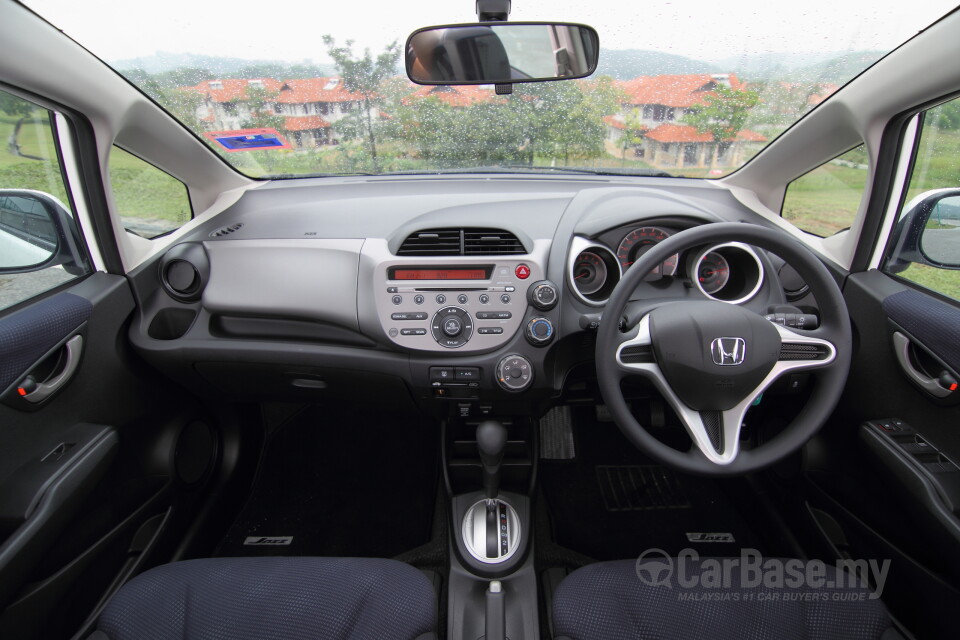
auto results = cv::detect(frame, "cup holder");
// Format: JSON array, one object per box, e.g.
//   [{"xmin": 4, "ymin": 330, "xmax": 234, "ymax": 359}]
[{"xmin": 148, "ymin": 308, "xmax": 198, "ymax": 340}]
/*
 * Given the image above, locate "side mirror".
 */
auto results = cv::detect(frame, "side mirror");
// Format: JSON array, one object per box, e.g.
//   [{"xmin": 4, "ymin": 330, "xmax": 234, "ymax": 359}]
[
  {"xmin": 0, "ymin": 190, "xmax": 88, "ymax": 275},
  {"xmin": 406, "ymin": 22, "xmax": 599, "ymax": 85}
]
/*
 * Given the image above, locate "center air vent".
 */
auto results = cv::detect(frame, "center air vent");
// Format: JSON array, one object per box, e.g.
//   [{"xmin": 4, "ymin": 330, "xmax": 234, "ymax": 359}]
[{"xmin": 397, "ymin": 228, "xmax": 525, "ymax": 256}]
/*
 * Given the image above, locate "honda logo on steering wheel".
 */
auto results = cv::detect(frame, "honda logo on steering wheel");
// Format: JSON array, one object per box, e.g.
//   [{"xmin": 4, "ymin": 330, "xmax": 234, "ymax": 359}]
[{"xmin": 711, "ymin": 337, "xmax": 746, "ymax": 366}]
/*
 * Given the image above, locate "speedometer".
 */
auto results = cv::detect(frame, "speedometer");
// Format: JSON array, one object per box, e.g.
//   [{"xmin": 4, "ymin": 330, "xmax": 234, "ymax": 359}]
[{"xmin": 616, "ymin": 226, "xmax": 679, "ymax": 276}]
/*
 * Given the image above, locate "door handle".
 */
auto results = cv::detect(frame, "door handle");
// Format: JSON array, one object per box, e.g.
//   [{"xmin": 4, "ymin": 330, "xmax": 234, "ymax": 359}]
[
  {"xmin": 19, "ymin": 335, "xmax": 83, "ymax": 404},
  {"xmin": 892, "ymin": 331, "xmax": 953, "ymax": 399}
]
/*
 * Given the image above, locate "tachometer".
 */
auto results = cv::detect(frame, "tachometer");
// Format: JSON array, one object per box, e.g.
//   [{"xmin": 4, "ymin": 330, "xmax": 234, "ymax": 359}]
[
  {"xmin": 572, "ymin": 250, "xmax": 608, "ymax": 296},
  {"xmin": 696, "ymin": 252, "xmax": 730, "ymax": 295},
  {"xmin": 616, "ymin": 226, "xmax": 679, "ymax": 276}
]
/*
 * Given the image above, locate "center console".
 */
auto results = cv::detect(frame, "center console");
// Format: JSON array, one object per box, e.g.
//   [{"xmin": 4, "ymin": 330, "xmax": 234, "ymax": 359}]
[
  {"xmin": 446, "ymin": 419, "xmax": 539, "ymax": 640},
  {"xmin": 374, "ymin": 260, "xmax": 558, "ymax": 353}
]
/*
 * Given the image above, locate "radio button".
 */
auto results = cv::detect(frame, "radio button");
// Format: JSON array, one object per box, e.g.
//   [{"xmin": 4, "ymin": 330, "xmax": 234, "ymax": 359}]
[
  {"xmin": 391, "ymin": 312, "xmax": 428, "ymax": 321},
  {"xmin": 501, "ymin": 294, "xmax": 511, "ymax": 304},
  {"xmin": 478, "ymin": 327, "xmax": 504, "ymax": 335},
  {"xmin": 400, "ymin": 328, "xmax": 427, "ymax": 336},
  {"xmin": 476, "ymin": 311, "xmax": 512, "ymax": 320},
  {"xmin": 391, "ymin": 295, "xmax": 403, "ymax": 305},
  {"xmin": 436, "ymin": 294, "xmax": 446, "ymax": 304},
  {"xmin": 479, "ymin": 294, "xmax": 490, "ymax": 304},
  {"xmin": 414, "ymin": 295, "xmax": 425, "ymax": 305},
  {"xmin": 457, "ymin": 294, "xmax": 469, "ymax": 305}
]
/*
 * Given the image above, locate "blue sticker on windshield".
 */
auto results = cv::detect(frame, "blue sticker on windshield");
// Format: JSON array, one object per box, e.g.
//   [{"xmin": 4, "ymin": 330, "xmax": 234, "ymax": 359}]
[{"xmin": 205, "ymin": 128, "xmax": 291, "ymax": 152}]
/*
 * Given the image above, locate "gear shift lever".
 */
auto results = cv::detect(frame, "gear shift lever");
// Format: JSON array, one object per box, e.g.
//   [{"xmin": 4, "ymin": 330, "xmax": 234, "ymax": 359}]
[{"xmin": 477, "ymin": 420, "xmax": 508, "ymax": 499}]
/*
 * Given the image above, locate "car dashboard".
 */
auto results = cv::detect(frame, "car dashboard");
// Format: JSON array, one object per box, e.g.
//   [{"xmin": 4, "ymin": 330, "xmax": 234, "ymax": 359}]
[{"xmin": 127, "ymin": 174, "xmax": 805, "ymax": 418}]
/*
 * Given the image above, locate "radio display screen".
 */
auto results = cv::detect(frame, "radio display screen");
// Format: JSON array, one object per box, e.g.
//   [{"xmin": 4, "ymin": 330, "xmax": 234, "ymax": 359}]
[{"xmin": 389, "ymin": 266, "xmax": 491, "ymax": 280}]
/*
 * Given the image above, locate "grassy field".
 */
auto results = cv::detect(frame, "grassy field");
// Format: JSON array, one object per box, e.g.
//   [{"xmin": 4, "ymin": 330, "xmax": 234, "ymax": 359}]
[
  {"xmin": 782, "ymin": 161, "xmax": 867, "ymax": 237},
  {"xmin": 896, "ymin": 263, "xmax": 960, "ymax": 300}
]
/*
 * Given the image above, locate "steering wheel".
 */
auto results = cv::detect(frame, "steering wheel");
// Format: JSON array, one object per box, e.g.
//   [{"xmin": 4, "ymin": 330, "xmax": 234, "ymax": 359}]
[{"xmin": 596, "ymin": 222, "xmax": 851, "ymax": 476}]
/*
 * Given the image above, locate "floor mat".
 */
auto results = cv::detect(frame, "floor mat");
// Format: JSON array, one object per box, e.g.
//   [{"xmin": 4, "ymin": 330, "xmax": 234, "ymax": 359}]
[
  {"xmin": 596, "ymin": 465, "xmax": 691, "ymax": 511},
  {"xmin": 216, "ymin": 405, "xmax": 439, "ymax": 559},
  {"xmin": 539, "ymin": 407, "xmax": 774, "ymax": 560}
]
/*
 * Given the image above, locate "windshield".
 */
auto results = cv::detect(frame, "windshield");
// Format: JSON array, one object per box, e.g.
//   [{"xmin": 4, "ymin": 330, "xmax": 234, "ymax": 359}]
[{"xmin": 24, "ymin": 0, "xmax": 958, "ymax": 179}]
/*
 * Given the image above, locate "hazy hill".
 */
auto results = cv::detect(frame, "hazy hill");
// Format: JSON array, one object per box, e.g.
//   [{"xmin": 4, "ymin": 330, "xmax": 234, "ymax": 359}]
[
  {"xmin": 596, "ymin": 49, "xmax": 716, "ymax": 79},
  {"xmin": 112, "ymin": 52, "xmax": 336, "ymax": 78},
  {"xmin": 788, "ymin": 50, "xmax": 886, "ymax": 84}
]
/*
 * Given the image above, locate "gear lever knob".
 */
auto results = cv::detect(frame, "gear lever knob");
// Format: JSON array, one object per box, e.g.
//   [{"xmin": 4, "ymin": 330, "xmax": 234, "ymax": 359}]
[{"xmin": 477, "ymin": 420, "xmax": 508, "ymax": 499}]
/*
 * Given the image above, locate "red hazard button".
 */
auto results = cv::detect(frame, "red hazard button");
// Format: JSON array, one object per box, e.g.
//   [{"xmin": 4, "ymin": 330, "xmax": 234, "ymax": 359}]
[{"xmin": 515, "ymin": 264, "xmax": 531, "ymax": 279}]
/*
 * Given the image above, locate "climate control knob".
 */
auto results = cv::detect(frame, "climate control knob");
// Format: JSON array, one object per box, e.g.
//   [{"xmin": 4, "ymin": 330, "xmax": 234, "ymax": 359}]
[
  {"xmin": 525, "ymin": 317, "xmax": 554, "ymax": 346},
  {"xmin": 496, "ymin": 354, "xmax": 534, "ymax": 392},
  {"xmin": 527, "ymin": 280, "xmax": 559, "ymax": 311}
]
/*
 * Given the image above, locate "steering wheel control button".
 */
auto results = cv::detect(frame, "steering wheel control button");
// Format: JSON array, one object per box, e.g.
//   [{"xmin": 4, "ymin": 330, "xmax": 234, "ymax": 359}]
[
  {"xmin": 496, "ymin": 355, "xmax": 533, "ymax": 391},
  {"xmin": 515, "ymin": 264, "xmax": 531, "ymax": 279},
  {"xmin": 391, "ymin": 295, "xmax": 403, "ymax": 305},
  {"xmin": 525, "ymin": 317, "xmax": 555, "ymax": 346},
  {"xmin": 527, "ymin": 280, "xmax": 559, "ymax": 311},
  {"xmin": 436, "ymin": 294, "xmax": 446, "ymax": 304},
  {"xmin": 458, "ymin": 294, "xmax": 469, "ymax": 305},
  {"xmin": 414, "ymin": 295, "xmax": 425, "ymax": 305},
  {"xmin": 431, "ymin": 307, "xmax": 473, "ymax": 348}
]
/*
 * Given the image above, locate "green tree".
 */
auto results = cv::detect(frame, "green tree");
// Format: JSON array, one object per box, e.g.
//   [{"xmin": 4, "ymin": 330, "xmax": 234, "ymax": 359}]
[
  {"xmin": 619, "ymin": 109, "xmax": 648, "ymax": 166},
  {"xmin": 322, "ymin": 36, "xmax": 400, "ymax": 172},
  {"xmin": 241, "ymin": 85, "xmax": 284, "ymax": 131},
  {"xmin": 682, "ymin": 83, "xmax": 761, "ymax": 167}
]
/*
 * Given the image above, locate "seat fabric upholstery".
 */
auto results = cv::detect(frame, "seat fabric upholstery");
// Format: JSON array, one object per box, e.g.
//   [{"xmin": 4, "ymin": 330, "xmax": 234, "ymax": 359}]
[
  {"xmin": 96, "ymin": 556, "xmax": 437, "ymax": 640},
  {"xmin": 553, "ymin": 559, "xmax": 894, "ymax": 640}
]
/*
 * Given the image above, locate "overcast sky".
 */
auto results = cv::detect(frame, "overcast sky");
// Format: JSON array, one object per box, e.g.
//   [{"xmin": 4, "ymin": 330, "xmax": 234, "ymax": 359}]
[{"xmin": 24, "ymin": 0, "xmax": 959, "ymax": 65}]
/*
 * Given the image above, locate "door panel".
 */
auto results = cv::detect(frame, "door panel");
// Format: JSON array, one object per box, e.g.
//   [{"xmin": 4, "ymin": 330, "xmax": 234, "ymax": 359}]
[
  {"xmin": 0, "ymin": 274, "xmax": 218, "ymax": 639},
  {"xmin": 803, "ymin": 269, "xmax": 960, "ymax": 637}
]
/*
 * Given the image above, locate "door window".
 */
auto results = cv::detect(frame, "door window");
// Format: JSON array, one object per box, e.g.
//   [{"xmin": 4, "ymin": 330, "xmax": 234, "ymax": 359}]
[{"xmin": 0, "ymin": 89, "xmax": 90, "ymax": 311}]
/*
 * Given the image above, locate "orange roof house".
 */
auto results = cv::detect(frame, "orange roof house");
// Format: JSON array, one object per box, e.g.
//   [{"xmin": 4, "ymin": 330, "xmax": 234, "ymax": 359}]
[
  {"xmin": 619, "ymin": 73, "xmax": 746, "ymax": 108},
  {"xmin": 604, "ymin": 73, "xmax": 766, "ymax": 170},
  {"xmin": 402, "ymin": 85, "xmax": 498, "ymax": 107}
]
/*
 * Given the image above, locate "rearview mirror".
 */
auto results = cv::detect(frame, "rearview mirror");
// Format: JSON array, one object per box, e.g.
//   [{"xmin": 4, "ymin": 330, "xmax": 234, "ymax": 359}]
[
  {"xmin": 0, "ymin": 190, "xmax": 88, "ymax": 275},
  {"xmin": 887, "ymin": 189, "xmax": 960, "ymax": 273},
  {"xmin": 406, "ymin": 22, "xmax": 599, "ymax": 85}
]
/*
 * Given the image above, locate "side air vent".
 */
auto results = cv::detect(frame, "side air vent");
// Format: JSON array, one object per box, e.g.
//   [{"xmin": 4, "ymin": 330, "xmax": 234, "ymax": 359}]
[
  {"xmin": 159, "ymin": 243, "xmax": 210, "ymax": 303},
  {"xmin": 397, "ymin": 228, "xmax": 525, "ymax": 256},
  {"xmin": 209, "ymin": 222, "xmax": 244, "ymax": 238}
]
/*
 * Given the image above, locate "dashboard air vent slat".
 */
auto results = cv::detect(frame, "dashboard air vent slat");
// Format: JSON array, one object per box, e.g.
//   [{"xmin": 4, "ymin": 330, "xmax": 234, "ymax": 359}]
[
  {"xmin": 397, "ymin": 228, "xmax": 526, "ymax": 256},
  {"xmin": 397, "ymin": 229, "xmax": 462, "ymax": 256},
  {"xmin": 463, "ymin": 229, "xmax": 525, "ymax": 255}
]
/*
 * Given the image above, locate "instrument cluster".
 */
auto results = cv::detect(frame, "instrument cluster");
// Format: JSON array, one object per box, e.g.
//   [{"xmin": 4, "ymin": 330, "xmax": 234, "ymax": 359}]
[{"xmin": 567, "ymin": 223, "xmax": 765, "ymax": 307}]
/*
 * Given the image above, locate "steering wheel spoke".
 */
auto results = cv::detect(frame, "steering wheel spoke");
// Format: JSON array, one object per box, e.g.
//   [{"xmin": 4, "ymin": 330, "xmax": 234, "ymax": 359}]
[
  {"xmin": 772, "ymin": 323, "xmax": 837, "ymax": 375},
  {"xmin": 614, "ymin": 314, "xmax": 654, "ymax": 375}
]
